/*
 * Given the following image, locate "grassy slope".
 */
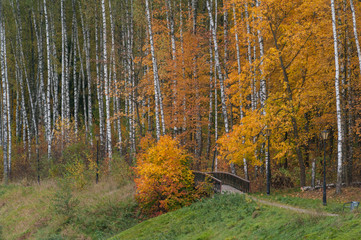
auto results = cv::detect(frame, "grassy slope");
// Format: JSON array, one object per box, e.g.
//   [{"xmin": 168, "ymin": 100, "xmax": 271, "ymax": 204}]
[
  {"xmin": 0, "ymin": 179, "xmax": 139, "ymax": 240},
  {"xmin": 251, "ymin": 192, "xmax": 342, "ymax": 214},
  {"xmin": 251, "ymin": 186, "xmax": 361, "ymax": 214},
  {"xmin": 111, "ymin": 194, "xmax": 361, "ymax": 240}
]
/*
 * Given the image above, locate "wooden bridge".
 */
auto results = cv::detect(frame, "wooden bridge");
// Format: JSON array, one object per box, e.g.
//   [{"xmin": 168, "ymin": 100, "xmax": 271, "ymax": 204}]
[{"xmin": 193, "ymin": 171, "xmax": 250, "ymax": 193}]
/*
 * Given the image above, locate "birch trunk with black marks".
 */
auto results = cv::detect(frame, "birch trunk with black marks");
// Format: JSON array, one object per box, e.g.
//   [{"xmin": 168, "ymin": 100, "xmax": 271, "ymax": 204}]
[
  {"xmin": 101, "ymin": 0, "xmax": 112, "ymax": 161},
  {"xmin": 109, "ymin": 0, "xmax": 122, "ymax": 152},
  {"xmin": 95, "ymin": 4, "xmax": 105, "ymax": 146},
  {"xmin": 79, "ymin": 2, "xmax": 93, "ymax": 144},
  {"xmin": 349, "ymin": 0, "xmax": 361, "ymax": 73},
  {"xmin": 206, "ymin": 0, "xmax": 229, "ymax": 135},
  {"xmin": 43, "ymin": 0, "xmax": 52, "ymax": 159},
  {"xmin": 145, "ymin": 0, "xmax": 162, "ymax": 141},
  {"xmin": 61, "ymin": 0, "xmax": 68, "ymax": 133},
  {"xmin": 0, "ymin": 3, "xmax": 9, "ymax": 182},
  {"xmin": 331, "ymin": 0, "xmax": 343, "ymax": 194}
]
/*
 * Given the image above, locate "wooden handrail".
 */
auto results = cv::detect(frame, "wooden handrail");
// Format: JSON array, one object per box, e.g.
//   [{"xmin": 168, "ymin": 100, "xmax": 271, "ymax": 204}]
[
  {"xmin": 207, "ymin": 171, "xmax": 250, "ymax": 193},
  {"xmin": 193, "ymin": 171, "xmax": 222, "ymax": 193},
  {"xmin": 193, "ymin": 171, "xmax": 250, "ymax": 193}
]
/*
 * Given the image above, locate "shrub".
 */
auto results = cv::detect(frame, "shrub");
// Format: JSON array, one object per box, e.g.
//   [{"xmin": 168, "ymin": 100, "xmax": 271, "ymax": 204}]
[
  {"xmin": 272, "ymin": 168, "xmax": 295, "ymax": 189},
  {"xmin": 135, "ymin": 135, "xmax": 200, "ymax": 216},
  {"xmin": 48, "ymin": 140, "xmax": 96, "ymax": 189}
]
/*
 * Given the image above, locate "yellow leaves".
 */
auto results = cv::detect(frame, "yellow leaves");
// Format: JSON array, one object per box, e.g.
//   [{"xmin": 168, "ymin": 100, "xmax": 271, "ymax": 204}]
[
  {"xmin": 218, "ymin": 110, "xmax": 265, "ymax": 167},
  {"xmin": 135, "ymin": 135, "xmax": 199, "ymax": 215},
  {"xmin": 65, "ymin": 157, "xmax": 87, "ymax": 190}
]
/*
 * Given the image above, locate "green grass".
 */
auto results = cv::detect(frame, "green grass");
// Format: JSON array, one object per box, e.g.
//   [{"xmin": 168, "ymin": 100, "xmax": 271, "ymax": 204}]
[
  {"xmin": 0, "ymin": 179, "xmax": 140, "ymax": 240},
  {"xmin": 250, "ymin": 189, "xmax": 343, "ymax": 213},
  {"xmin": 110, "ymin": 194, "xmax": 361, "ymax": 240}
]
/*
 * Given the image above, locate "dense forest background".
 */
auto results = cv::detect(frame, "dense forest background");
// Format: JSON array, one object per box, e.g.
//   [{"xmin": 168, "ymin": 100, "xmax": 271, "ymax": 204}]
[{"xmin": 1, "ymin": 0, "xmax": 361, "ymax": 193}]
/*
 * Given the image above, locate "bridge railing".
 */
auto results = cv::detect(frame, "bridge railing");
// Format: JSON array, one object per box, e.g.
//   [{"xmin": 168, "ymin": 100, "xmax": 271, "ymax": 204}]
[
  {"xmin": 193, "ymin": 171, "xmax": 222, "ymax": 193},
  {"xmin": 207, "ymin": 172, "xmax": 250, "ymax": 193}
]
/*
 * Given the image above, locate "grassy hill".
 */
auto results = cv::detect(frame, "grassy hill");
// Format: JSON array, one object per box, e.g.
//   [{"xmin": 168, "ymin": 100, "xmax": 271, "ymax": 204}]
[
  {"xmin": 0, "ymin": 178, "xmax": 140, "ymax": 240},
  {"xmin": 1, "ymin": 178, "xmax": 361, "ymax": 240},
  {"xmin": 110, "ymin": 194, "xmax": 361, "ymax": 240}
]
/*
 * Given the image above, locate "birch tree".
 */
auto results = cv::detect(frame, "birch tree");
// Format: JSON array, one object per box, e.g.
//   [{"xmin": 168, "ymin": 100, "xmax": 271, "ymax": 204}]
[
  {"xmin": 61, "ymin": 0, "xmax": 69, "ymax": 132},
  {"xmin": 43, "ymin": 0, "xmax": 52, "ymax": 158},
  {"xmin": 349, "ymin": 0, "xmax": 361, "ymax": 73},
  {"xmin": 95, "ymin": 3, "xmax": 105, "ymax": 146},
  {"xmin": 145, "ymin": 0, "xmax": 162, "ymax": 141},
  {"xmin": 101, "ymin": 0, "xmax": 113, "ymax": 161},
  {"xmin": 206, "ymin": 0, "xmax": 229, "ymax": 135},
  {"xmin": 109, "ymin": 0, "xmax": 122, "ymax": 152},
  {"xmin": 0, "ymin": 1, "xmax": 10, "ymax": 182},
  {"xmin": 207, "ymin": 0, "xmax": 235, "ymax": 173},
  {"xmin": 79, "ymin": 2, "xmax": 93, "ymax": 144},
  {"xmin": 331, "ymin": 0, "xmax": 343, "ymax": 194}
]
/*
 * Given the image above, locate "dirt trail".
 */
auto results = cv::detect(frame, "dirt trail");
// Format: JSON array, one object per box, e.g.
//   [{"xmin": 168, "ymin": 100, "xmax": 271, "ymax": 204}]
[{"xmin": 221, "ymin": 185, "xmax": 339, "ymax": 217}]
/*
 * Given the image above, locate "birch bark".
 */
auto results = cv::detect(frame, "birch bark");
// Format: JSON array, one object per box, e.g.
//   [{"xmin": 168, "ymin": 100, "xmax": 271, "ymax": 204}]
[
  {"xmin": 145, "ymin": 0, "xmax": 162, "ymax": 141},
  {"xmin": 331, "ymin": 0, "xmax": 343, "ymax": 194},
  {"xmin": 0, "ymin": 4, "xmax": 9, "ymax": 182},
  {"xmin": 43, "ymin": 0, "xmax": 52, "ymax": 159},
  {"xmin": 349, "ymin": 0, "xmax": 361, "ymax": 73},
  {"xmin": 61, "ymin": 0, "xmax": 67, "ymax": 132},
  {"xmin": 101, "ymin": 0, "xmax": 113, "ymax": 161},
  {"xmin": 79, "ymin": 2, "xmax": 93, "ymax": 144},
  {"xmin": 95, "ymin": 4, "xmax": 105, "ymax": 145},
  {"xmin": 206, "ymin": 0, "xmax": 229, "ymax": 135},
  {"xmin": 108, "ymin": 0, "xmax": 122, "ymax": 152}
]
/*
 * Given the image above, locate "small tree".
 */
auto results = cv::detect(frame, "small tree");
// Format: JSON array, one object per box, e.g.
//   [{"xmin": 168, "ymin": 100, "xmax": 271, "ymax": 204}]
[{"xmin": 135, "ymin": 135, "xmax": 199, "ymax": 216}]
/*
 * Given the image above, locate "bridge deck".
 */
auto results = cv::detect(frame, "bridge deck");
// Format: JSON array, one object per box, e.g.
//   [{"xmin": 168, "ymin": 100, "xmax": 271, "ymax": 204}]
[
  {"xmin": 193, "ymin": 171, "xmax": 250, "ymax": 193},
  {"xmin": 221, "ymin": 185, "xmax": 243, "ymax": 194}
]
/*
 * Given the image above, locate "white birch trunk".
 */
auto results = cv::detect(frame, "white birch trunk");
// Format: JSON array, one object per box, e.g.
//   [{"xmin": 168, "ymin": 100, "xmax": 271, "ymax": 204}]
[
  {"xmin": 145, "ymin": 0, "xmax": 161, "ymax": 141},
  {"xmin": 166, "ymin": 0, "xmax": 178, "ymax": 133},
  {"xmin": 108, "ymin": 0, "xmax": 122, "ymax": 151},
  {"xmin": 312, "ymin": 159, "xmax": 316, "ymax": 188},
  {"xmin": 331, "ymin": 0, "xmax": 343, "ymax": 194},
  {"xmin": 79, "ymin": 2, "xmax": 93, "ymax": 144},
  {"xmin": 50, "ymin": 13, "xmax": 59, "ymax": 125},
  {"xmin": 206, "ymin": 0, "xmax": 229, "ymax": 134},
  {"xmin": 43, "ymin": 0, "xmax": 52, "ymax": 159},
  {"xmin": 61, "ymin": 0, "xmax": 67, "ymax": 132},
  {"xmin": 349, "ymin": 0, "xmax": 361, "ymax": 73},
  {"xmin": 256, "ymin": 0, "xmax": 267, "ymax": 178},
  {"xmin": 101, "ymin": 0, "xmax": 113, "ymax": 161},
  {"xmin": 0, "ymin": 6, "xmax": 9, "ymax": 182},
  {"xmin": 72, "ymin": 7, "xmax": 79, "ymax": 135},
  {"xmin": 95, "ymin": 6, "xmax": 105, "ymax": 145}
]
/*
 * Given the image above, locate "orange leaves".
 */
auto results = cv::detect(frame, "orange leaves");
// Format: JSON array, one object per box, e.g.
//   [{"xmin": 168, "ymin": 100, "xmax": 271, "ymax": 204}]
[{"xmin": 135, "ymin": 135, "xmax": 199, "ymax": 216}]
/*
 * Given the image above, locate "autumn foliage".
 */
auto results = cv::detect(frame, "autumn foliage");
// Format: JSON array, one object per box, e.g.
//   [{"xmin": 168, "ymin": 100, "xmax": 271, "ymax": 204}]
[{"xmin": 135, "ymin": 135, "xmax": 199, "ymax": 216}]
